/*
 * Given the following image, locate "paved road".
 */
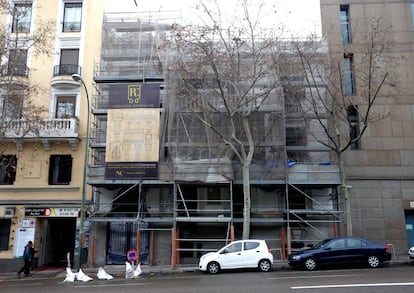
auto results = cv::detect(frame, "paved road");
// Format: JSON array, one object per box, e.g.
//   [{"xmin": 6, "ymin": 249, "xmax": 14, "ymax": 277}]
[{"xmin": 1, "ymin": 264, "xmax": 414, "ymax": 293}]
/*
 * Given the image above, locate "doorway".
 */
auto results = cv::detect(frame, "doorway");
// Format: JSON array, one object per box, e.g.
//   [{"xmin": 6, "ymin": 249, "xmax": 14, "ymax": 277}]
[
  {"xmin": 405, "ymin": 212, "xmax": 414, "ymax": 248},
  {"xmin": 38, "ymin": 218, "xmax": 76, "ymax": 268}
]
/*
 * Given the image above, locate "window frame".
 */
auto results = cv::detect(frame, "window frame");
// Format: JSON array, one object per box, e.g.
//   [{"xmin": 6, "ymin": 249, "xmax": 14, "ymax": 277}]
[
  {"xmin": 58, "ymin": 48, "xmax": 79, "ymax": 75},
  {"xmin": 8, "ymin": 49, "xmax": 28, "ymax": 77},
  {"xmin": 343, "ymin": 53, "xmax": 355, "ymax": 96},
  {"xmin": 340, "ymin": 5, "xmax": 351, "ymax": 45},
  {"xmin": 2, "ymin": 91, "xmax": 24, "ymax": 120},
  {"xmin": 411, "ymin": 3, "xmax": 414, "ymax": 30},
  {"xmin": 62, "ymin": 2, "xmax": 82, "ymax": 32},
  {"xmin": 347, "ymin": 105, "xmax": 360, "ymax": 149},
  {"xmin": 12, "ymin": 3, "xmax": 32, "ymax": 33},
  {"xmin": 48, "ymin": 154, "xmax": 73, "ymax": 185},
  {"xmin": 0, "ymin": 155, "xmax": 17, "ymax": 185},
  {"xmin": 55, "ymin": 95, "xmax": 76, "ymax": 118}
]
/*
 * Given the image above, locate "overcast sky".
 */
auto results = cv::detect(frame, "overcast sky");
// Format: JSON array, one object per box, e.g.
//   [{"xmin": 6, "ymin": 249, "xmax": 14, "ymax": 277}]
[{"xmin": 103, "ymin": 0, "xmax": 321, "ymax": 37}]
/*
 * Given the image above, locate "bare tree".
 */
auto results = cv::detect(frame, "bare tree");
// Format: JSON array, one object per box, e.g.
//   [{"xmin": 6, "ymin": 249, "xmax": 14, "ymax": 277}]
[
  {"xmin": 0, "ymin": 1, "xmax": 54, "ymax": 154},
  {"xmin": 288, "ymin": 18, "xmax": 400, "ymax": 236},
  {"xmin": 164, "ymin": 0, "xmax": 287, "ymax": 239}
]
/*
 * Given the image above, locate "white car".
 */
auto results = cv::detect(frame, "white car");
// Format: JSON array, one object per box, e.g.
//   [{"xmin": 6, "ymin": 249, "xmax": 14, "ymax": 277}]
[
  {"xmin": 198, "ymin": 239, "xmax": 273, "ymax": 274},
  {"xmin": 408, "ymin": 246, "xmax": 414, "ymax": 260}
]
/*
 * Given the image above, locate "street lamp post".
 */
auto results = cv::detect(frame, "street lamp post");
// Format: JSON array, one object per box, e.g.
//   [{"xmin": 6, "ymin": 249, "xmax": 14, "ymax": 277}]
[{"xmin": 72, "ymin": 73, "xmax": 90, "ymax": 270}]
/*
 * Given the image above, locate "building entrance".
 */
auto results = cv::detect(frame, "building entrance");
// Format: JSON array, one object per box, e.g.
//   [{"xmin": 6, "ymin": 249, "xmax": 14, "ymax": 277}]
[
  {"xmin": 38, "ymin": 218, "xmax": 76, "ymax": 268},
  {"xmin": 405, "ymin": 212, "xmax": 414, "ymax": 248}
]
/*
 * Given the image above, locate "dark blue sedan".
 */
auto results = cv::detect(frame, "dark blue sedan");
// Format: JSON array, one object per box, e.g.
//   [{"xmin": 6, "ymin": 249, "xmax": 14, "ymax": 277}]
[{"xmin": 287, "ymin": 237, "xmax": 392, "ymax": 271}]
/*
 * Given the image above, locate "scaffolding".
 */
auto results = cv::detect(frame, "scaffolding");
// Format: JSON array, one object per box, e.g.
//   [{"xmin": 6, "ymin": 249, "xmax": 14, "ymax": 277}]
[{"xmin": 89, "ymin": 11, "xmax": 343, "ymax": 267}]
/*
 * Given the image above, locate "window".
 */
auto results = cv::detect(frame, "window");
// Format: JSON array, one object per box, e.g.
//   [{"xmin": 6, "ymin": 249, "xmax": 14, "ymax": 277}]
[
  {"xmin": 340, "ymin": 5, "xmax": 351, "ymax": 44},
  {"xmin": 286, "ymin": 125, "xmax": 307, "ymax": 146},
  {"xmin": 207, "ymin": 186, "xmax": 221, "ymax": 201},
  {"xmin": 0, "ymin": 219, "xmax": 11, "ymax": 250},
  {"xmin": 55, "ymin": 96, "xmax": 76, "ymax": 118},
  {"xmin": 343, "ymin": 54, "xmax": 355, "ymax": 95},
  {"xmin": 328, "ymin": 239, "xmax": 346, "ymax": 249},
  {"xmin": 8, "ymin": 49, "xmax": 28, "ymax": 76},
  {"xmin": 2, "ymin": 92, "xmax": 24, "ymax": 120},
  {"xmin": 63, "ymin": 2, "xmax": 82, "ymax": 32},
  {"xmin": 244, "ymin": 241, "xmax": 260, "ymax": 251},
  {"xmin": 12, "ymin": 3, "xmax": 32, "ymax": 33},
  {"xmin": 347, "ymin": 238, "xmax": 366, "ymax": 248},
  {"xmin": 57, "ymin": 49, "xmax": 79, "ymax": 75},
  {"xmin": 283, "ymin": 84, "xmax": 304, "ymax": 114},
  {"xmin": 224, "ymin": 242, "xmax": 242, "ymax": 254},
  {"xmin": 411, "ymin": 4, "xmax": 414, "ymax": 29},
  {"xmin": 48, "ymin": 155, "xmax": 72, "ymax": 185},
  {"xmin": 347, "ymin": 105, "xmax": 359, "ymax": 149},
  {"xmin": 0, "ymin": 155, "xmax": 17, "ymax": 185}
]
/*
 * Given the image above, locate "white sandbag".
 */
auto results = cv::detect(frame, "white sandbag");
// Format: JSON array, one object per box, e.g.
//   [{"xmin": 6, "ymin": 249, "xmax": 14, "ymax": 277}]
[
  {"xmin": 132, "ymin": 262, "xmax": 142, "ymax": 278},
  {"xmin": 63, "ymin": 267, "xmax": 76, "ymax": 283},
  {"xmin": 76, "ymin": 268, "xmax": 93, "ymax": 282},
  {"xmin": 125, "ymin": 261, "xmax": 134, "ymax": 279},
  {"xmin": 97, "ymin": 267, "xmax": 114, "ymax": 280}
]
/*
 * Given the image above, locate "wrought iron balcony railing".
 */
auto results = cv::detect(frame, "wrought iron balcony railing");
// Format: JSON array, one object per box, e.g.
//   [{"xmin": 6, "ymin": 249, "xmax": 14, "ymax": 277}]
[{"xmin": 53, "ymin": 64, "xmax": 82, "ymax": 77}]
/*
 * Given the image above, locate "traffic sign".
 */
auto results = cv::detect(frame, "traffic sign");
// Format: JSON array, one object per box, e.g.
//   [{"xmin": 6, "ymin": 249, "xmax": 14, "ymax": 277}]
[{"xmin": 127, "ymin": 249, "xmax": 138, "ymax": 262}]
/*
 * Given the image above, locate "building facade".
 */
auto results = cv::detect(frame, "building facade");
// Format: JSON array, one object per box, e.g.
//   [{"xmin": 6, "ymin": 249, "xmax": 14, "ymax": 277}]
[
  {"xmin": 320, "ymin": 0, "xmax": 414, "ymax": 256},
  {"xmin": 0, "ymin": 0, "xmax": 102, "ymax": 272},
  {"xmin": 87, "ymin": 10, "xmax": 342, "ymax": 268}
]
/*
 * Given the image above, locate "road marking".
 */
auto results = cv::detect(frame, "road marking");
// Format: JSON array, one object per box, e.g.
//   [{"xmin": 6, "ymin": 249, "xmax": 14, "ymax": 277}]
[
  {"xmin": 291, "ymin": 282, "xmax": 414, "ymax": 289},
  {"xmin": 268, "ymin": 274, "xmax": 349, "ymax": 280}
]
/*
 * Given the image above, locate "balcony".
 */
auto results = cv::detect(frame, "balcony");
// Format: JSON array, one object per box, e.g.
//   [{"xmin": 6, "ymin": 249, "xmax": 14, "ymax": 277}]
[
  {"xmin": 0, "ymin": 65, "xmax": 30, "ymax": 87},
  {"xmin": 1, "ymin": 64, "xmax": 30, "ymax": 78},
  {"xmin": 51, "ymin": 64, "xmax": 82, "ymax": 89},
  {"xmin": 3, "ymin": 118, "xmax": 80, "ymax": 151}
]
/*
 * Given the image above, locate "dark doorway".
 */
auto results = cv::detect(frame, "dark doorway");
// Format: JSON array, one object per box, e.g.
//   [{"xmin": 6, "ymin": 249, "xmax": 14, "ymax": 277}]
[{"xmin": 40, "ymin": 218, "xmax": 76, "ymax": 268}]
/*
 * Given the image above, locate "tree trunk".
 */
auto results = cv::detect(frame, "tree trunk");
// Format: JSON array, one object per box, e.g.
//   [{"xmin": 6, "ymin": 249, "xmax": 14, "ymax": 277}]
[
  {"xmin": 338, "ymin": 155, "xmax": 352, "ymax": 236},
  {"xmin": 242, "ymin": 162, "xmax": 251, "ymax": 239}
]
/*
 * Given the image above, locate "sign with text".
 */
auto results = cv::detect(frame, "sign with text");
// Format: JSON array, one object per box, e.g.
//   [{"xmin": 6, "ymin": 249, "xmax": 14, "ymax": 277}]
[
  {"xmin": 14, "ymin": 228, "xmax": 35, "ymax": 257},
  {"xmin": 105, "ymin": 162, "xmax": 158, "ymax": 179},
  {"xmin": 108, "ymin": 83, "xmax": 160, "ymax": 109},
  {"xmin": 25, "ymin": 207, "xmax": 80, "ymax": 217}
]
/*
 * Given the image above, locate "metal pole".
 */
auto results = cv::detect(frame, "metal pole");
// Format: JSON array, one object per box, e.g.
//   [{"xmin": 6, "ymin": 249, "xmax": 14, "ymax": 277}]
[{"xmin": 72, "ymin": 73, "xmax": 90, "ymax": 270}]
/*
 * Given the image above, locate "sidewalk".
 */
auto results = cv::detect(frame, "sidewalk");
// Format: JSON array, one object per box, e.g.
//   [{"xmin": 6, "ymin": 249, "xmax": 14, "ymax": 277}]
[
  {"xmin": 0, "ymin": 261, "xmax": 289, "ymax": 281},
  {"xmin": 0, "ymin": 258, "xmax": 409, "ymax": 282},
  {"xmin": 0, "ymin": 263, "xmax": 201, "ymax": 281}
]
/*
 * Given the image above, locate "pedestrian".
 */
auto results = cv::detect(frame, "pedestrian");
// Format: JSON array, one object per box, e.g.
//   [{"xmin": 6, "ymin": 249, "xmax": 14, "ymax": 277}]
[{"xmin": 17, "ymin": 241, "xmax": 36, "ymax": 277}]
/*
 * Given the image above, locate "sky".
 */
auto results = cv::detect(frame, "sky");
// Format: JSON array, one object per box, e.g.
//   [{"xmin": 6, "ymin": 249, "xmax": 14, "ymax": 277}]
[{"xmin": 103, "ymin": 0, "xmax": 321, "ymax": 37}]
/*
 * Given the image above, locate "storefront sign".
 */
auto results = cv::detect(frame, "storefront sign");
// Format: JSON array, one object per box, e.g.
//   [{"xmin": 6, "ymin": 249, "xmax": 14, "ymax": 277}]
[{"xmin": 25, "ymin": 207, "xmax": 80, "ymax": 217}]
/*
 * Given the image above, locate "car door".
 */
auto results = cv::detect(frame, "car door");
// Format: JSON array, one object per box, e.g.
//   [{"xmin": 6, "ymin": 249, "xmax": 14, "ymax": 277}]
[
  {"xmin": 345, "ymin": 238, "xmax": 367, "ymax": 264},
  {"xmin": 318, "ymin": 239, "xmax": 347, "ymax": 265},
  {"xmin": 219, "ymin": 242, "xmax": 243, "ymax": 269},
  {"xmin": 241, "ymin": 241, "xmax": 261, "ymax": 268}
]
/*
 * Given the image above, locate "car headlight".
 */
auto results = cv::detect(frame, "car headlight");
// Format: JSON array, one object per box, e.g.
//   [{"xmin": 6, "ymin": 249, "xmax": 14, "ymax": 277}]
[{"xmin": 291, "ymin": 255, "xmax": 301, "ymax": 260}]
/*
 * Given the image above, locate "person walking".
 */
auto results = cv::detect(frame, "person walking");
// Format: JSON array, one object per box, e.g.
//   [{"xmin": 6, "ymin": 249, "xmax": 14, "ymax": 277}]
[{"xmin": 17, "ymin": 241, "xmax": 35, "ymax": 277}]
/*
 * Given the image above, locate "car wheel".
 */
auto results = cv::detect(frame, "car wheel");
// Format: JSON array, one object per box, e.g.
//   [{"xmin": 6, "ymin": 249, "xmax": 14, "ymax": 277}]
[
  {"xmin": 207, "ymin": 261, "xmax": 220, "ymax": 274},
  {"xmin": 258, "ymin": 259, "xmax": 272, "ymax": 272},
  {"xmin": 304, "ymin": 257, "xmax": 317, "ymax": 271},
  {"xmin": 367, "ymin": 255, "xmax": 380, "ymax": 268}
]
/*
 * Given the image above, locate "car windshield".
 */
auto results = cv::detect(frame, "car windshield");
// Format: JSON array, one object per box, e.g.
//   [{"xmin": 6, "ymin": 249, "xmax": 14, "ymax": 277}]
[{"xmin": 312, "ymin": 239, "xmax": 332, "ymax": 249}]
